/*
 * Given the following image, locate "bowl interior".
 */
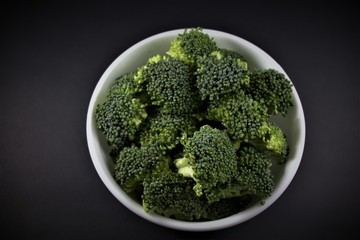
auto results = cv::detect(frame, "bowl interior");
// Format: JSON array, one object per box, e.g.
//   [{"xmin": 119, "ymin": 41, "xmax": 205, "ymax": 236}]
[{"xmin": 86, "ymin": 29, "xmax": 305, "ymax": 231}]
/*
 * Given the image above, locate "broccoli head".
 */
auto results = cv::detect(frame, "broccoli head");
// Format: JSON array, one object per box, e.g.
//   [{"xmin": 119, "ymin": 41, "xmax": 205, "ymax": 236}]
[
  {"xmin": 218, "ymin": 48, "xmax": 247, "ymax": 62},
  {"xmin": 114, "ymin": 145, "xmax": 170, "ymax": 193},
  {"xmin": 95, "ymin": 73, "xmax": 148, "ymax": 155},
  {"xmin": 133, "ymin": 55, "xmax": 162, "ymax": 85},
  {"xmin": 236, "ymin": 146, "xmax": 275, "ymax": 202},
  {"xmin": 143, "ymin": 55, "xmax": 200, "ymax": 114},
  {"xmin": 207, "ymin": 90, "xmax": 269, "ymax": 143},
  {"xmin": 204, "ymin": 196, "xmax": 252, "ymax": 220},
  {"xmin": 195, "ymin": 50, "xmax": 249, "ymax": 101},
  {"xmin": 142, "ymin": 172, "xmax": 207, "ymax": 221},
  {"xmin": 206, "ymin": 146, "xmax": 275, "ymax": 204},
  {"xmin": 167, "ymin": 28, "xmax": 217, "ymax": 67},
  {"xmin": 247, "ymin": 69, "xmax": 293, "ymax": 116},
  {"xmin": 252, "ymin": 122, "xmax": 289, "ymax": 164},
  {"xmin": 174, "ymin": 125, "xmax": 238, "ymax": 198},
  {"xmin": 140, "ymin": 112, "xmax": 197, "ymax": 151}
]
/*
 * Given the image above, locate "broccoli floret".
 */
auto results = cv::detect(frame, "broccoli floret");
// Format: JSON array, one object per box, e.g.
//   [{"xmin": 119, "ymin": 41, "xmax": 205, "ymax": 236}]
[
  {"xmin": 142, "ymin": 55, "xmax": 200, "ymax": 114},
  {"xmin": 236, "ymin": 146, "xmax": 275, "ymax": 202},
  {"xmin": 143, "ymin": 172, "xmax": 253, "ymax": 221},
  {"xmin": 114, "ymin": 146, "xmax": 170, "ymax": 193},
  {"xmin": 252, "ymin": 122, "xmax": 289, "ymax": 164},
  {"xmin": 195, "ymin": 50, "xmax": 249, "ymax": 101},
  {"xmin": 247, "ymin": 69, "xmax": 293, "ymax": 116},
  {"xmin": 218, "ymin": 48, "xmax": 247, "ymax": 62},
  {"xmin": 140, "ymin": 112, "xmax": 197, "ymax": 151},
  {"xmin": 142, "ymin": 172, "xmax": 207, "ymax": 221},
  {"xmin": 95, "ymin": 73, "xmax": 148, "ymax": 155},
  {"xmin": 133, "ymin": 55, "xmax": 162, "ymax": 85},
  {"xmin": 206, "ymin": 146, "xmax": 275, "ymax": 204},
  {"xmin": 174, "ymin": 125, "xmax": 238, "ymax": 198},
  {"xmin": 207, "ymin": 90, "xmax": 289, "ymax": 162},
  {"xmin": 204, "ymin": 196, "xmax": 252, "ymax": 220},
  {"xmin": 167, "ymin": 28, "xmax": 217, "ymax": 67},
  {"xmin": 207, "ymin": 90, "xmax": 269, "ymax": 143}
]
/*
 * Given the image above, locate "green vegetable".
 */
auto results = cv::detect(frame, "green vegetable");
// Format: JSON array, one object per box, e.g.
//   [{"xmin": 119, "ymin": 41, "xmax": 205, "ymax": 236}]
[
  {"xmin": 247, "ymin": 69, "xmax": 293, "ymax": 116},
  {"xmin": 204, "ymin": 195, "xmax": 252, "ymax": 220},
  {"xmin": 142, "ymin": 54, "xmax": 201, "ymax": 114},
  {"xmin": 95, "ymin": 73, "xmax": 148, "ymax": 156},
  {"xmin": 114, "ymin": 145, "xmax": 170, "ymax": 193},
  {"xmin": 217, "ymin": 48, "xmax": 247, "ymax": 62},
  {"xmin": 140, "ymin": 111, "xmax": 197, "ymax": 151},
  {"xmin": 174, "ymin": 125, "xmax": 238, "ymax": 198},
  {"xmin": 207, "ymin": 90, "xmax": 269, "ymax": 143},
  {"xmin": 167, "ymin": 27, "xmax": 217, "ymax": 67},
  {"xmin": 196, "ymin": 50, "xmax": 249, "ymax": 101},
  {"xmin": 251, "ymin": 122, "xmax": 289, "ymax": 164},
  {"xmin": 205, "ymin": 146, "xmax": 275, "ymax": 204},
  {"xmin": 142, "ymin": 172, "xmax": 206, "ymax": 221},
  {"xmin": 95, "ymin": 28, "xmax": 294, "ymax": 221}
]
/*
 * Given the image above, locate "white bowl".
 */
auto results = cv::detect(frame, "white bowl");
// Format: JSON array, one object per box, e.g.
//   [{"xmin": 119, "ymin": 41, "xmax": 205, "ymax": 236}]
[{"xmin": 86, "ymin": 29, "xmax": 306, "ymax": 231}]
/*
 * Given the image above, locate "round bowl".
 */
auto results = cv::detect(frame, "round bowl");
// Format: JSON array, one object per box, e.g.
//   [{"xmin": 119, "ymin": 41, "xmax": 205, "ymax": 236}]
[{"xmin": 86, "ymin": 29, "xmax": 306, "ymax": 231}]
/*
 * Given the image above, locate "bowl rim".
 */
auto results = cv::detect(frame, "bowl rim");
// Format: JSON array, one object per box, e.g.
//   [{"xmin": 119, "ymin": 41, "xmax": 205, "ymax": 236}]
[{"xmin": 86, "ymin": 28, "xmax": 306, "ymax": 231}]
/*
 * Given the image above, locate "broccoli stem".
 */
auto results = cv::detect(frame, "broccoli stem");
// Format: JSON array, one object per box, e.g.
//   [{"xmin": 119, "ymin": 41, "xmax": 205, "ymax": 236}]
[{"xmin": 174, "ymin": 157, "xmax": 195, "ymax": 178}]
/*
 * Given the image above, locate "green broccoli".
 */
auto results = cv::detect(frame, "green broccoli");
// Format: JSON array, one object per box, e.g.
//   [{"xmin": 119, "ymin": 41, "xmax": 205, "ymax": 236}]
[
  {"xmin": 218, "ymin": 48, "xmax": 247, "ymax": 62},
  {"xmin": 205, "ymin": 146, "xmax": 275, "ymax": 204},
  {"xmin": 140, "ymin": 112, "xmax": 197, "ymax": 151},
  {"xmin": 236, "ymin": 146, "xmax": 275, "ymax": 202},
  {"xmin": 204, "ymin": 195, "xmax": 252, "ymax": 220},
  {"xmin": 174, "ymin": 125, "xmax": 238, "ymax": 198},
  {"xmin": 142, "ymin": 55, "xmax": 200, "ymax": 114},
  {"xmin": 143, "ymin": 172, "xmax": 252, "ymax": 221},
  {"xmin": 142, "ymin": 172, "xmax": 207, "ymax": 221},
  {"xmin": 195, "ymin": 50, "xmax": 249, "ymax": 101},
  {"xmin": 167, "ymin": 28, "xmax": 217, "ymax": 67},
  {"xmin": 247, "ymin": 69, "xmax": 293, "ymax": 116},
  {"xmin": 95, "ymin": 73, "xmax": 148, "ymax": 155},
  {"xmin": 207, "ymin": 90, "xmax": 269, "ymax": 143},
  {"xmin": 133, "ymin": 55, "xmax": 162, "ymax": 85},
  {"xmin": 114, "ymin": 145, "xmax": 170, "ymax": 193},
  {"xmin": 251, "ymin": 122, "xmax": 289, "ymax": 164}
]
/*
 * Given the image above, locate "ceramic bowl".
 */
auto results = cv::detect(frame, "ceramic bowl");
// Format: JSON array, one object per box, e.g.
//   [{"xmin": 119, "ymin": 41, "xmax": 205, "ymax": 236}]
[{"xmin": 86, "ymin": 29, "xmax": 306, "ymax": 231}]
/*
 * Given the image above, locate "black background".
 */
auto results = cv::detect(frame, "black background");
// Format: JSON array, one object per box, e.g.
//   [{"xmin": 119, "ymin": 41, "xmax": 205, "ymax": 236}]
[{"xmin": 1, "ymin": 1, "xmax": 359, "ymax": 239}]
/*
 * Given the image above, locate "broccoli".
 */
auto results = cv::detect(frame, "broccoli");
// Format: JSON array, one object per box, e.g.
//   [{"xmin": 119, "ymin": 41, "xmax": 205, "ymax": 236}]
[
  {"xmin": 167, "ymin": 28, "xmax": 217, "ymax": 67},
  {"xmin": 236, "ymin": 146, "xmax": 275, "ymax": 202},
  {"xmin": 94, "ymin": 28, "xmax": 294, "ymax": 221},
  {"xmin": 205, "ymin": 146, "xmax": 275, "ymax": 204},
  {"xmin": 143, "ymin": 172, "xmax": 252, "ymax": 221},
  {"xmin": 114, "ymin": 145, "xmax": 170, "ymax": 193},
  {"xmin": 218, "ymin": 48, "xmax": 247, "ymax": 62},
  {"xmin": 251, "ymin": 122, "xmax": 289, "ymax": 164},
  {"xmin": 95, "ymin": 73, "xmax": 148, "ymax": 155},
  {"xmin": 140, "ymin": 111, "xmax": 197, "ymax": 151},
  {"xmin": 195, "ymin": 50, "xmax": 250, "ymax": 101},
  {"xmin": 204, "ymin": 195, "xmax": 252, "ymax": 220},
  {"xmin": 207, "ymin": 89, "xmax": 289, "ymax": 162},
  {"xmin": 207, "ymin": 90, "xmax": 269, "ymax": 143},
  {"xmin": 142, "ymin": 55, "xmax": 200, "ymax": 114},
  {"xmin": 247, "ymin": 69, "xmax": 293, "ymax": 116},
  {"xmin": 133, "ymin": 55, "xmax": 162, "ymax": 85},
  {"xmin": 142, "ymin": 172, "xmax": 207, "ymax": 221},
  {"xmin": 174, "ymin": 125, "xmax": 238, "ymax": 198}
]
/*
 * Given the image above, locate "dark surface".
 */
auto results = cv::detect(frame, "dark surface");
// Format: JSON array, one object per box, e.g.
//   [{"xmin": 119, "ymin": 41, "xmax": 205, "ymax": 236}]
[{"xmin": 1, "ymin": 1, "xmax": 359, "ymax": 239}]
